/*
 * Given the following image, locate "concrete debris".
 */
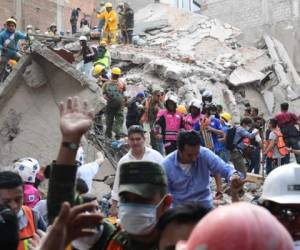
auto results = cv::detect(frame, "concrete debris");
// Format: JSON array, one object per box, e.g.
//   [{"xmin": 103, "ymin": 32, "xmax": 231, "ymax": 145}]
[
  {"xmin": 0, "ymin": 41, "xmax": 103, "ymax": 167},
  {"xmin": 23, "ymin": 61, "xmax": 47, "ymax": 88},
  {"xmin": 2, "ymin": 3, "xmax": 300, "ymax": 199},
  {"xmin": 228, "ymin": 67, "xmax": 267, "ymax": 87}
]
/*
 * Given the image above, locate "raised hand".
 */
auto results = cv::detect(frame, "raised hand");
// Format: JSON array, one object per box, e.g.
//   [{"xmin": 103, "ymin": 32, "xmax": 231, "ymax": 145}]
[{"xmin": 59, "ymin": 96, "xmax": 94, "ymax": 143}]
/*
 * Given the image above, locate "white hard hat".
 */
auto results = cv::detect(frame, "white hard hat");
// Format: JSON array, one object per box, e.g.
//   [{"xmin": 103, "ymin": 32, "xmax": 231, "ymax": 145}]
[
  {"xmin": 166, "ymin": 94, "xmax": 179, "ymax": 104},
  {"xmin": 13, "ymin": 157, "xmax": 40, "ymax": 183},
  {"xmin": 79, "ymin": 35, "xmax": 88, "ymax": 41},
  {"xmin": 26, "ymin": 25, "xmax": 33, "ymax": 29},
  {"xmin": 261, "ymin": 163, "xmax": 300, "ymax": 204},
  {"xmin": 202, "ymin": 90, "xmax": 213, "ymax": 98},
  {"xmin": 189, "ymin": 99, "xmax": 202, "ymax": 110}
]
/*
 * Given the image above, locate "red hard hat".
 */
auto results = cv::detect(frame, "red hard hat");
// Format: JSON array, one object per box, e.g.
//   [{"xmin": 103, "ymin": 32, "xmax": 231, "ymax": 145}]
[{"xmin": 179, "ymin": 202, "xmax": 294, "ymax": 250}]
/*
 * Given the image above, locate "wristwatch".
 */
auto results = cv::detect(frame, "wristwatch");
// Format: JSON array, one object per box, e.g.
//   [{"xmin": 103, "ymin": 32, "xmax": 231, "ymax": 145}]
[{"xmin": 62, "ymin": 142, "xmax": 79, "ymax": 151}]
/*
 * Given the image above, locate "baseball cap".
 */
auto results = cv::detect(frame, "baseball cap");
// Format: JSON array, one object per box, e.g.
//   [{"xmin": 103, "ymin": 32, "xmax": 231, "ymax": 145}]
[{"xmin": 119, "ymin": 161, "xmax": 167, "ymax": 199}]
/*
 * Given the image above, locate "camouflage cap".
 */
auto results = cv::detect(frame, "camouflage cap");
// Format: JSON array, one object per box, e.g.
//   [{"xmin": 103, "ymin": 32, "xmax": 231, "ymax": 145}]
[{"xmin": 119, "ymin": 161, "xmax": 167, "ymax": 199}]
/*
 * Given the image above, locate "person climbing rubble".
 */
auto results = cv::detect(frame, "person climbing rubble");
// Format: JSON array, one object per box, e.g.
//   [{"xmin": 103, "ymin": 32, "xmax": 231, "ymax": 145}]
[
  {"xmin": 193, "ymin": 104, "xmax": 225, "ymax": 200},
  {"xmin": 0, "ymin": 18, "xmax": 28, "ymax": 81},
  {"xmin": 78, "ymin": 35, "xmax": 96, "ymax": 77},
  {"xmin": 140, "ymin": 87, "xmax": 164, "ymax": 153},
  {"xmin": 97, "ymin": 2, "xmax": 118, "ymax": 45},
  {"xmin": 155, "ymin": 93, "xmax": 184, "ymax": 155},
  {"xmin": 92, "ymin": 64, "xmax": 110, "ymax": 85},
  {"xmin": 102, "ymin": 67, "xmax": 126, "ymax": 139},
  {"xmin": 275, "ymin": 102, "xmax": 300, "ymax": 164},
  {"xmin": 263, "ymin": 118, "xmax": 289, "ymax": 169},
  {"xmin": 126, "ymin": 92, "xmax": 145, "ymax": 129},
  {"xmin": 162, "ymin": 130, "xmax": 244, "ymax": 209},
  {"xmin": 201, "ymin": 90, "xmax": 213, "ymax": 110},
  {"xmin": 227, "ymin": 117, "xmax": 259, "ymax": 177},
  {"xmin": 93, "ymin": 40, "xmax": 111, "ymax": 69},
  {"xmin": 45, "ymin": 23, "xmax": 58, "ymax": 36},
  {"xmin": 70, "ymin": 7, "xmax": 81, "ymax": 34},
  {"xmin": 184, "ymin": 99, "xmax": 202, "ymax": 131},
  {"xmin": 118, "ymin": 2, "xmax": 134, "ymax": 44}
]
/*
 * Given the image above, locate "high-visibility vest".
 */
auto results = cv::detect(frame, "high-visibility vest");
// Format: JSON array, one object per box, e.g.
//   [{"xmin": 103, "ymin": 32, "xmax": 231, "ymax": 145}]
[
  {"xmin": 267, "ymin": 128, "xmax": 288, "ymax": 159},
  {"xmin": 18, "ymin": 206, "xmax": 36, "ymax": 250}
]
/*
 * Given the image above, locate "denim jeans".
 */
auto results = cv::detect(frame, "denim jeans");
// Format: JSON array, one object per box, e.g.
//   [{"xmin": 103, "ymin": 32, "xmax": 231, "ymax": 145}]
[{"xmin": 248, "ymin": 146, "xmax": 261, "ymax": 174}]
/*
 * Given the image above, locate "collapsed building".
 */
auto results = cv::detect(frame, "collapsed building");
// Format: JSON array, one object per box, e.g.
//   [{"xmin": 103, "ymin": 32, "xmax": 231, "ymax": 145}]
[{"xmin": 0, "ymin": 3, "xmax": 299, "ymax": 202}]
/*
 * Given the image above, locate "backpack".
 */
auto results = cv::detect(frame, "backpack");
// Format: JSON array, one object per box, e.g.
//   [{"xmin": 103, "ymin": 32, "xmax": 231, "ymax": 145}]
[
  {"xmin": 105, "ymin": 82, "xmax": 123, "ymax": 106},
  {"xmin": 225, "ymin": 126, "xmax": 237, "ymax": 151}
]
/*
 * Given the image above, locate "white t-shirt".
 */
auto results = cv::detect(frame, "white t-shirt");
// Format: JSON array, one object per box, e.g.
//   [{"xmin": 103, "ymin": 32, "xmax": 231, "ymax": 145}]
[
  {"xmin": 111, "ymin": 147, "xmax": 165, "ymax": 201},
  {"xmin": 76, "ymin": 146, "xmax": 85, "ymax": 166},
  {"xmin": 178, "ymin": 162, "xmax": 192, "ymax": 174},
  {"xmin": 269, "ymin": 131, "xmax": 284, "ymax": 159},
  {"xmin": 77, "ymin": 161, "xmax": 100, "ymax": 192}
]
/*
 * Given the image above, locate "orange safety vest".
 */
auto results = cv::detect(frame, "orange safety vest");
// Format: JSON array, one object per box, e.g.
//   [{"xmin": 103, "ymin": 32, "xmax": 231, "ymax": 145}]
[
  {"xmin": 18, "ymin": 206, "xmax": 36, "ymax": 250},
  {"xmin": 266, "ymin": 128, "xmax": 288, "ymax": 159}
]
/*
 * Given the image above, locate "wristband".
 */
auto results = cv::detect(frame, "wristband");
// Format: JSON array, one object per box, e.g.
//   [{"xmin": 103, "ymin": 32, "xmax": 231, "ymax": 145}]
[{"xmin": 62, "ymin": 142, "xmax": 79, "ymax": 151}]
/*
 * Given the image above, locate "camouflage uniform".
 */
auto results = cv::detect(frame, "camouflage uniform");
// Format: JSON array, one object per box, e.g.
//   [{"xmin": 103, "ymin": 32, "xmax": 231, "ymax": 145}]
[{"xmin": 102, "ymin": 80, "xmax": 124, "ymax": 139}]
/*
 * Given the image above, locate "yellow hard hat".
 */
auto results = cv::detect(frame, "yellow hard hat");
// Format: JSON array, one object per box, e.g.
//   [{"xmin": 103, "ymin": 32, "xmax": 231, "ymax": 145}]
[
  {"xmin": 6, "ymin": 18, "xmax": 17, "ymax": 26},
  {"xmin": 111, "ymin": 67, "xmax": 121, "ymax": 76},
  {"xmin": 177, "ymin": 104, "xmax": 187, "ymax": 114},
  {"xmin": 93, "ymin": 65, "xmax": 105, "ymax": 76},
  {"xmin": 99, "ymin": 40, "xmax": 107, "ymax": 46},
  {"xmin": 8, "ymin": 59, "xmax": 17, "ymax": 68},
  {"xmin": 221, "ymin": 112, "xmax": 232, "ymax": 122},
  {"xmin": 105, "ymin": 2, "xmax": 113, "ymax": 8}
]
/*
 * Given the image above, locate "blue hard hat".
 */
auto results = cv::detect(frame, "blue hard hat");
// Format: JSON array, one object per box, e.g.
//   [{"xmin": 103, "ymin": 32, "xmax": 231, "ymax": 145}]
[{"xmin": 136, "ymin": 92, "xmax": 145, "ymax": 98}]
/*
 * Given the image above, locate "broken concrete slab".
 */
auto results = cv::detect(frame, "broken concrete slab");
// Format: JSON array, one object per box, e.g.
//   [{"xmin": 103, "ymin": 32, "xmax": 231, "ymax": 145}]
[
  {"xmin": 0, "ymin": 42, "xmax": 103, "ymax": 167},
  {"xmin": 228, "ymin": 67, "xmax": 266, "ymax": 86}
]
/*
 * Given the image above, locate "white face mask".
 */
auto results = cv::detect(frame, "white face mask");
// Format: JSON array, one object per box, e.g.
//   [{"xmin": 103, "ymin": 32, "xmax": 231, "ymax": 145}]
[{"xmin": 118, "ymin": 196, "xmax": 165, "ymax": 235}]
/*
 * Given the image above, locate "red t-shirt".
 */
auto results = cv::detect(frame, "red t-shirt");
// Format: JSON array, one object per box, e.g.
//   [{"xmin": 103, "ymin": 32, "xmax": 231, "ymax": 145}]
[{"xmin": 275, "ymin": 111, "xmax": 298, "ymax": 127}]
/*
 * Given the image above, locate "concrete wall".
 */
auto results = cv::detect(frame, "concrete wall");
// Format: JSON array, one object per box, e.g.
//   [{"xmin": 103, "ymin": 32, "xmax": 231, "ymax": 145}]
[{"xmin": 0, "ymin": 0, "xmax": 97, "ymax": 33}]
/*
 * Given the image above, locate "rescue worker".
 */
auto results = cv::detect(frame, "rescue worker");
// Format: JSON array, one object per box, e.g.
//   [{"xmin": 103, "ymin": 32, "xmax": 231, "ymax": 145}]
[
  {"xmin": 219, "ymin": 112, "xmax": 232, "ymax": 163},
  {"xmin": 126, "ymin": 92, "xmax": 145, "ymax": 128},
  {"xmin": 93, "ymin": 40, "xmax": 111, "ymax": 69},
  {"xmin": 184, "ymin": 99, "xmax": 202, "ymax": 130},
  {"xmin": 92, "ymin": 64, "xmax": 110, "ymax": 85},
  {"xmin": 79, "ymin": 35, "xmax": 96, "ymax": 77},
  {"xmin": 70, "ymin": 8, "xmax": 81, "ymax": 34},
  {"xmin": 140, "ymin": 87, "xmax": 164, "ymax": 152},
  {"xmin": 0, "ymin": 171, "xmax": 46, "ymax": 250},
  {"xmin": 201, "ymin": 90, "xmax": 213, "ymax": 110},
  {"xmin": 118, "ymin": 2, "xmax": 134, "ymax": 44},
  {"xmin": 0, "ymin": 18, "xmax": 27, "ymax": 79},
  {"xmin": 263, "ymin": 118, "xmax": 289, "ymax": 168},
  {"xmin": 102, "ymin": 67, "xmax": 125, "ymax": 139},
  {"xmin": 176, "ymin": 104, "xmax": 187, "ymax": 116},
  {"xmin": 97, "ymin": 2, "xmax": 118, "ymax": 45},
  {"xmin": 155, "ymin": 93, "xmax": 184, "ymax": 155},
  {"xmin": 96, "ymin": 2, "xmax": 106, "ymax": 33},
  {"xmin": 260, "ymin": 163, "xmax": 300, "ymax": 247},
  {"xmin": 45, "ymin": 23, "xmax": 57, "ymax": 36}
]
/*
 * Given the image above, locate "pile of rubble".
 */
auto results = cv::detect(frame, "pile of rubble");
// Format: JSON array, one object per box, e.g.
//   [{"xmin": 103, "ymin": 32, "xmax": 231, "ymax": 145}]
[
  {"xmin": 1, "ymin": 3, "xmax": 300, "ymax": 200},
  {"xmin": 112, "ymin": 3, "xmax": 300, "ymax": 121}
]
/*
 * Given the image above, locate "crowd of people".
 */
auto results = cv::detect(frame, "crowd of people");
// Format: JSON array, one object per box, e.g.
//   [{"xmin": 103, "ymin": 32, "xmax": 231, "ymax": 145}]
[
  {"xmin": 0, "ymin": 2, "xmax": 300, "ymax": 250},
  {"xmin": 0, "ymin": 96, "xmax": 298, "ymax": 250}
]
